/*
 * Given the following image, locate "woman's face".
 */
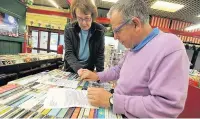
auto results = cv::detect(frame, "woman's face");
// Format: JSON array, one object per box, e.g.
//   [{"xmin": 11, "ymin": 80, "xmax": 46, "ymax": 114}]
[{"xmin": 75, "ymin": 8, "xmax": 92, "ymax": 30}]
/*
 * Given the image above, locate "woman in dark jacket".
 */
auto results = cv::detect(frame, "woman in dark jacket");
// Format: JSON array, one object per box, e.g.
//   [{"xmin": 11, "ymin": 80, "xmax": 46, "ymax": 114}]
[{"xmin": 64, "ymin": 0, "xmax": 105, "ymax": 73}]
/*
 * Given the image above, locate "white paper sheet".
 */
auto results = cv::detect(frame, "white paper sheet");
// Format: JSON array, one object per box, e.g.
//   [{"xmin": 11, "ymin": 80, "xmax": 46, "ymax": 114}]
[{"xmin": 43, "ymin": 88, "xmax": 98, "ymax": 109}]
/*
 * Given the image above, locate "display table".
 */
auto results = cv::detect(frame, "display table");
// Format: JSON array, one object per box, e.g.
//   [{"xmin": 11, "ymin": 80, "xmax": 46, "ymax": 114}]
[
  {"xmin": 0, "ymin": 56, "xmax": 63, "ymax": 86},
  {"xmin": 0, "ymin": 69, "xmax": 120, "ymax": 118},
  {"xmin": 0, "ymin": 69, "xmax": 199, "ymax": 118}
]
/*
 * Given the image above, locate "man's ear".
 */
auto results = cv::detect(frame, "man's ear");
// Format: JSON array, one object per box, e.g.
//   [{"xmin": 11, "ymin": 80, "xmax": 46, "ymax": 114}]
[{"xmin": 132, "ymin": 17, "xmax": 142, "ymax": 32}]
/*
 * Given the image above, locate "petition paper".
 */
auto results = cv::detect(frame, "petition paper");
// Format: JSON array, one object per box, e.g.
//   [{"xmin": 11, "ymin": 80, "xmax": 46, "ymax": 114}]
[{"xmin": 44, "ymin": 88, "xmax": 98, "ymax": 109}]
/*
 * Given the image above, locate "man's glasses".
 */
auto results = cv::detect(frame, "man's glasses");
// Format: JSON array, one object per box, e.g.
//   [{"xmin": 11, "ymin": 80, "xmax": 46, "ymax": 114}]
[
  {"xmin": 77, "ymin": 16, "xmax": 92, "ymax": 22},
  {"xmin": 113, "ymin": 18, "xmax": 133, "ymax": 34}
]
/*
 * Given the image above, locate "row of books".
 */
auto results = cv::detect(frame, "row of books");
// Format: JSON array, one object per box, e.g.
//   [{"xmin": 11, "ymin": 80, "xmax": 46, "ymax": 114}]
[
  {"xmin": 0, "ymin": 53, "xmax": 62, "ymax": 66},
  {"xmin": 104, "ymin": 45, "xmax": 125, "ymax": 69},
  {"xmin": 0, "ymin": 69, "xmax": 119, "ymax": 118}
]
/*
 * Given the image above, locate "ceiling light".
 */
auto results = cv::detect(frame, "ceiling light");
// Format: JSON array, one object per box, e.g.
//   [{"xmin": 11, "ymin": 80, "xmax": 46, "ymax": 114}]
[
  {"xmin": 151, "ymin": 0, "xmax": 184, "ymax": 12},
  {"xmin": 185, "ymin": 24, "xmax": 200, "ymax": 31},
  {"xmin": 197, "ymin": 15, "xmax": 200, "ymax": 17},
  {"xmin": 102, "ymin": 0, "xmax": 118, "ymax": 3},
  {"xmin": 48, "ymin": 0, "xmax": 60, "ymax": 8},
  {"xmin": 91, "ymin": 0, "xmax": 95, "ymax": 5}
]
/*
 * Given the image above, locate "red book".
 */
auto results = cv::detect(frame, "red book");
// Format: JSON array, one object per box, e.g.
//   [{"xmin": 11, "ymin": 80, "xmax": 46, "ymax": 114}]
[{"xmin": 0, "ymin": 84, "xmax": 18, "ymax": 94}]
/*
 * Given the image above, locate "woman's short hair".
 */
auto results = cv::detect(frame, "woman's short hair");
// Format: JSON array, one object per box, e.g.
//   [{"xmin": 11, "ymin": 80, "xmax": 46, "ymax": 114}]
[{"xmin": 70, "ymin": 0, "xmax": 98, "ymax": 20}]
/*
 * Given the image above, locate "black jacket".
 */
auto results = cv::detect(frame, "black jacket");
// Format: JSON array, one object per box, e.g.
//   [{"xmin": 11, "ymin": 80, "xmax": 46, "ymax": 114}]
[{"xmin": 64, "ymin": 22, "xmax": 105, "ymax": 73}]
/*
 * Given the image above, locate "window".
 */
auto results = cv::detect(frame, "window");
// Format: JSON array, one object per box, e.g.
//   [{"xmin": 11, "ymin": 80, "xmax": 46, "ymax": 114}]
[
  {"xmin": 59, "ymin": 34, "xmax": 65, "ymax": 47},
  {"xmin": 40, "ymin": 31, "xmax": 48, "ymax": 49},
  {"xmin": 50, "ymin": 33, "xmax": 58, "ymax": 51},
  {"xmin": 29, "ymin": 27, "xmax": 64, "ymax": 53}
]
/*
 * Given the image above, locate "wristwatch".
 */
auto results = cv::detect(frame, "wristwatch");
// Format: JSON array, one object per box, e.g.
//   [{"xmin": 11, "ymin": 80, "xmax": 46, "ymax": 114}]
[{"xmin": 109, "ymin": 95, "xmax": 113, "ymax": 110}]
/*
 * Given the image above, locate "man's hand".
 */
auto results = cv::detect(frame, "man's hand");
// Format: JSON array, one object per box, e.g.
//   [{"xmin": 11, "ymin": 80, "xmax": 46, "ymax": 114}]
[
  {"xmin": 87, "ymin": 87, "xmax": 112, "ymax": 108},
  {"xmin": 78, "ymin": 69, "xmax": 99, "ymax": 81}
]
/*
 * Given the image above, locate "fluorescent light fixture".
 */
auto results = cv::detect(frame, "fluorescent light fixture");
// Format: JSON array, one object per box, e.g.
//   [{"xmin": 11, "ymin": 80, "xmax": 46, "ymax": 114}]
[
  {"xmin": 185, "ymin": 24, "xmax": 200, "ymax": 31},
  {"xmin": 91, "ymin": 0, "xmax": 95, "ymax": 5},
  {"xmin": 48, "ymin": 0, "xmax": 60, "ymax": 8},
  {"xmin": 151, "ymin": 0, "xmax": 184, "ymax": 12},
  {"xmin": 102, "ymin": 0, "xmax": 118, "ymax": 3},
  {"xmin": 197, "ymin": 15, "xmax": 200, "ymax": 17}
]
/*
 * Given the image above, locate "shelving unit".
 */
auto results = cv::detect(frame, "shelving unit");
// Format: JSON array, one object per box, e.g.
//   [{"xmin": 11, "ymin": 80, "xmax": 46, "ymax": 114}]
[{"xmin": 0, "ymin": 57, "xmax": 63, "ymax": 86}]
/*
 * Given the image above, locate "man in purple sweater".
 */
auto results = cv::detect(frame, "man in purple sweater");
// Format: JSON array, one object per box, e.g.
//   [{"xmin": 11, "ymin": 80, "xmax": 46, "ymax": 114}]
[{"xmin": 78, "ymin": 0, "xmax": 189, "ymax": 118}]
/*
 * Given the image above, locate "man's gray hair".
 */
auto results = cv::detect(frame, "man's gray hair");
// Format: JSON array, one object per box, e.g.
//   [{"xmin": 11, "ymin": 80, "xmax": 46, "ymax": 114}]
[{"xmin": 107, "ymin": 0, "xmax": 149, "ymax": 24}]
